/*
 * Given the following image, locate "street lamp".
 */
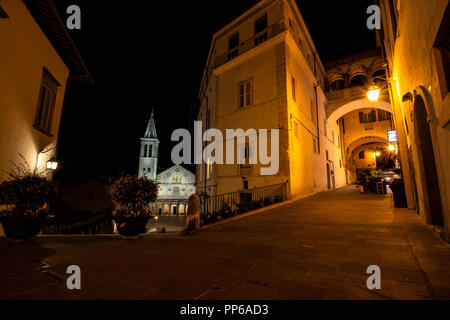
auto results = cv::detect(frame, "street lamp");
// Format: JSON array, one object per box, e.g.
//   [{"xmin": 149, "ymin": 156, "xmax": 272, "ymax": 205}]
[
  {"xmin": 367, "ymin": 84, "xmax": 380, "ymax": 102},
  {"xmin": 46, "ymin": 158, "xmax": 58, "ymax": 170}
]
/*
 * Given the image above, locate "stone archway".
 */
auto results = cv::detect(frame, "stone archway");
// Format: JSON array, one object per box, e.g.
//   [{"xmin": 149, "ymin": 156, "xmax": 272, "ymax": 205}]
[
  {"xmin": 327, "ymin": 99, "xmax": 392, "ymax": 124},
  {"xmin": 413, "ymin": 95, "xmax": 444, "ymax": 226},
  {"xmin": 346, "ymin": 136, "xmax": 389, "ymax": 156}
]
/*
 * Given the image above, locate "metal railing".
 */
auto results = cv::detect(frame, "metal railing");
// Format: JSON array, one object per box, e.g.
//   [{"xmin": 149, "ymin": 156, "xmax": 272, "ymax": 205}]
[
  {"xmin": 214, "ymin": 20, "xmax": 286, "ymax": 69},
  {"xmin": 200, "ymin": 181, "xmax": 288, "ymax": 225}
]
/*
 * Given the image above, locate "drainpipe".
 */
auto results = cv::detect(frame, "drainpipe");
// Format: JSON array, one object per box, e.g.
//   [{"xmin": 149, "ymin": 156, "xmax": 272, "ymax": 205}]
[
  {"xmin": 202, "ymin": 65, "xmax": 210, "ymax": 214},
  {"xmin": 313, "ymin": 51, "xmax": 320, "ymax": 154}
]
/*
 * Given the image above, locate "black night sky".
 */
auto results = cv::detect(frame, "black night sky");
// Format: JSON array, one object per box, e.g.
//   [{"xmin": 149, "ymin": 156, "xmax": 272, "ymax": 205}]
[{"xmin": 54, "ymin": 0, "xmax": 375, "ymax": 185}]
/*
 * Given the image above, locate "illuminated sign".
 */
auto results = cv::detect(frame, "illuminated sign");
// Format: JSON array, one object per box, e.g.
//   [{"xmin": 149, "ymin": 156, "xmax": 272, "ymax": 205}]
[{"xmin": 387, "ymin": 130, "xmax": 398, "ymax": 142}]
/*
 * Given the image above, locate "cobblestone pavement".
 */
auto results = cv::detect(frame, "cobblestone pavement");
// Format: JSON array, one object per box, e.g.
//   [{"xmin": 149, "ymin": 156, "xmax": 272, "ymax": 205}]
[{"xmin": 1, "ymin": 186, "xmax": 449, "ymax": 300}]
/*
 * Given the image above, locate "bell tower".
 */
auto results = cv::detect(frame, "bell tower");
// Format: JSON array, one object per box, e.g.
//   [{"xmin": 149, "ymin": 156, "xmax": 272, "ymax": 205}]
[{"xmin": 139, "ymin": 110, "xmax": 159, "ymax": 180}]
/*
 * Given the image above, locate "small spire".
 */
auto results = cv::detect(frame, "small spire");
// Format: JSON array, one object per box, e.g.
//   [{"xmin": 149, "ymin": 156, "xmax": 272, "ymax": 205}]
[{"xmin": 144, "ymin": 109, "xmax": 157, "ymax": 139}]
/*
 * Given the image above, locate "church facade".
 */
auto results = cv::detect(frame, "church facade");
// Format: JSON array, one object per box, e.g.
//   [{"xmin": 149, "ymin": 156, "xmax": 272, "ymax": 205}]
[{"xmin": 138, "ymin": 111, "xmax": 196, "ymax": 215}]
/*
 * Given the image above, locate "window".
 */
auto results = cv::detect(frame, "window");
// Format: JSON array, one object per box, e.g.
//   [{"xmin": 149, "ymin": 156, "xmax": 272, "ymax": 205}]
[
  {"xmin": 377, "ymin": 110, "xmax": 391, "ymax": 121},
  {"xmin": 291, "ymin": 76, "xmax": 296, "ymax": 101},
  {"xmin": 359, "ymin": 151, "xmax": 365, "ymax": 159},
  {"xmin": 149, "ymin": 145, "xmax": 153, "ymax": 157},
  {"xmin": 228, "ymin": 33, "xmax": 239, "ymax": 61},
  {"xmin": 143, "ymin": 145, "xmax": 148, "ymax": 157},
  {"xmin": 255, "ymin": 14, "xmax": 267, "ymax": 34},
  {"xmin": 239, "ymin": 80, "xmax": 252, "ymax": 108},
  {"xmin": 0, "ymin": 5, "xmax": 8, "ymax": 18},
  {"xmin": 34, "ymin": 68, "xmax": 60, "ymax": 135},
  {"xmin": 229, "ymin": 33, "xmax": 239, "ymax": 50},
  {"xmin": 326, "ymin": 150, "xmax": 329, "ymax": 161},
  {"xmin": 254, "ymin": 14, "xmax": 268, "ymax": 45},
  {"xmin": 359, "ymin": 110, "xmax": 377, "ymax": 123},
  {"xmin": 172, "ymin": 174, "xmax": 181, "ymax": 184}
]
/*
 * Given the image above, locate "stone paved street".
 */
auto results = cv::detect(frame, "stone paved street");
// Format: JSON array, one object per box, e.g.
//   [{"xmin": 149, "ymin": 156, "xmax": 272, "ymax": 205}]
[{"xmin": 1, "ymin": 186, "xmax": 449, "ymax": 300}]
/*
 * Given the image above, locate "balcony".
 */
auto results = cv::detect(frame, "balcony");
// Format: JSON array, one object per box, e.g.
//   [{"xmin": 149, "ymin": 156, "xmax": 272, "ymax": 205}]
[{"xmin": 214, "ymin": 19, "xmax": 286, "ymax": 69}]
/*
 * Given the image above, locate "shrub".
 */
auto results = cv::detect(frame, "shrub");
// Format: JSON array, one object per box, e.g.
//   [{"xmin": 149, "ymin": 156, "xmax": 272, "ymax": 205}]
[
  {"xmin": 263, "ymin": 197, "xmax": 274, "ymax": 206},
  {"xmin": 110, "ymin": 175, "xmax": 158, "ymax": 219},
  {"xmin": 252, "ymin": 200, "xmax": 264, "ymax": 209},
  {"xmin": 273, "ymin": 195, "xmax": 283, "ymax": 203},
  {"xmin": 218, "ymin": 202, "xmax": 234, "ymax": 219},
  {"xmin": 236, "ymin": 203, "xmax": 250, "ymax": 214},
  {"xmin": 0, "ymin": 154, "xmax": 57, "ymax": 220}
]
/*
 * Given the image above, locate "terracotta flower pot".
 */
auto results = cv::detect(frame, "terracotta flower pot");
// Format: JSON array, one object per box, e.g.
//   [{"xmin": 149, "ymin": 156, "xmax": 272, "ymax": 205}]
[
  {"xmin": 1, "ymin": 218, "xmax": 45, "ymax": 240},
  {"xmin": 113, "ymin": 216, "xmax": 150, "ymax": 237}
]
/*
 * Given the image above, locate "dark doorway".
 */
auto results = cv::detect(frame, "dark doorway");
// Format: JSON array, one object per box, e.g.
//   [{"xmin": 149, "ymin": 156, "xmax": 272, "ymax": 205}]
[{"xmin": 414, "ymin": 96, "xmax": 444, "ymax": 226}]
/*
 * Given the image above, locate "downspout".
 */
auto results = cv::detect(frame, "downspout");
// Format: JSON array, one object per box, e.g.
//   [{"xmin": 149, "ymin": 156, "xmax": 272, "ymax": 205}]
[
  {"xmin": 313, "ymin": 51, "xmax": 320, "ymax": 154},
  {"xmin": 203, "ymin": 66, "xmax": 210, "ymax": 201}
]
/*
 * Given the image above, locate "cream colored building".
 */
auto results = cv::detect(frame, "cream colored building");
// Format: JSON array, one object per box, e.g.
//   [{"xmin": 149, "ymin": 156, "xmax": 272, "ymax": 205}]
[
  {"xmin": 379, "ymin": 0, "xmax": 450, "ymax": 239},
  {"xmin": 0, "ymin": 0, "xmax": 92, "ymax": 179},
  {"xmin": 197, "ymin": 0, "xmax": 347, "ymax": 200}
]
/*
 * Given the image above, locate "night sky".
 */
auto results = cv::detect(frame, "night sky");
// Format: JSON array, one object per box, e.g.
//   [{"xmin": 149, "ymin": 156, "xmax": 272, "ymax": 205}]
[{"xmin": 54, "ymin": 0, "xmax": 375, "ymax": 185}]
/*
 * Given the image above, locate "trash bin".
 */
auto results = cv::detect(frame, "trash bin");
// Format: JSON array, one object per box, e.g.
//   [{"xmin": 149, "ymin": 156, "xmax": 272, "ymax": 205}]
[{"xmin": 390, "ymin": 179, "xmax": 407, "ymax": 208}]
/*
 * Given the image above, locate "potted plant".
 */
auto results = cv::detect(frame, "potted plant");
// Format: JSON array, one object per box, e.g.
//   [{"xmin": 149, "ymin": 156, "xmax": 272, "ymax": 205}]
[
  {"xmin": 0, "ymin": 155, "xmax": 58, "ymax": 240},
  {"xmin": 110, "ymin": 175, "xmax": 158, "ymax": 237}
]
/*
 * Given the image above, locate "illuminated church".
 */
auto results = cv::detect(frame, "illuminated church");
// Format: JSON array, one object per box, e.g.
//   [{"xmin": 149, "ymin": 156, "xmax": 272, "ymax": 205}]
[{"xmin": 138, "ymin": 110, "xmax": 196, "ymax": 215}]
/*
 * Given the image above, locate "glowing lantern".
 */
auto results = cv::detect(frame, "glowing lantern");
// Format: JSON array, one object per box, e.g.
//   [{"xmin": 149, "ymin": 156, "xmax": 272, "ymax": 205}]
[{"xmin": 367, "ymin": 85, "xmax": 380, "ymax": 102}]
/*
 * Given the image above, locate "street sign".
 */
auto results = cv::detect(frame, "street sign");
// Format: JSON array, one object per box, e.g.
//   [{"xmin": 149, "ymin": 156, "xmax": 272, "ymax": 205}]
[{"xmin": 387, "ymin": 130, "xmax": 398, "ymax": 142}]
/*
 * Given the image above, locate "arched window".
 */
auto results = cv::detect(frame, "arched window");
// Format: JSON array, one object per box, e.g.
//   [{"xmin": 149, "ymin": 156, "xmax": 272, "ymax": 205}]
[
  {"xmin": 172, "ymin": 174, "xmax": 181, "ymax": 184},
  {"xmin": 143, "ymin": 145, "xmax": 148, "ymax": 157},
  {"xmin": 149, "ymin": 145, "xmax": 153, "ymax": 157},
  {"xmin": 350, "ymin": 75, "xmax": 368, "ymax": 87}
]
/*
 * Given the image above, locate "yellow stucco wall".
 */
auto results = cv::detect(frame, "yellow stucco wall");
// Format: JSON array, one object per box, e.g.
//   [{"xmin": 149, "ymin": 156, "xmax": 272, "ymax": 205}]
[
  {"xmin": 381, "ymin": 0, "xmax": 450, "ymax": 234},
  {"xmin": 0, "ymin": 0, "xmax": 69, "ymax": 179}
]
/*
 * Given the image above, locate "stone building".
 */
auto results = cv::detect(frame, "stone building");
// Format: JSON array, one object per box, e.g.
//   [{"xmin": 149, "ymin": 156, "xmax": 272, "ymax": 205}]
[
  {"xmin": 0, "ymin": 0, "xmax": 92, "ymax": 180},
  {"xmin": 138, "ymin": 111, "xmax": 196, "ymax": 215},
  {"xmin": 197, "ymin": 0, "xmax": 347, "ymax": 199},
  {"xmin": 378, "ymin": 0, "xmax": 450, "ymax": 239}
]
